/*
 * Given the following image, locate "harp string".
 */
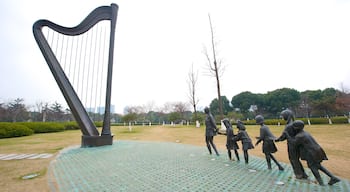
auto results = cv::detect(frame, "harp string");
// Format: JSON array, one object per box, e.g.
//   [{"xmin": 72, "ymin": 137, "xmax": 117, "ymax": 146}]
[
  {"xmin": 43, "ymin": 21, "xmax": 110, "ymax": 122},
  {"xmin": 99, "ymin": 24, "xmax": 108, "ymax": 115},
  {"xmin": 67, "ymin": 35, "xmax": 75, "ymax": 76},
  {"xmin": 97, "ymin": 24, "xmax": 106, "ymax": 116}
]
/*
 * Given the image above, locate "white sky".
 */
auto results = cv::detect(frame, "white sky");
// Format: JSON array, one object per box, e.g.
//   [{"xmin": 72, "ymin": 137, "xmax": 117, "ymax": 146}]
[{"xmin": 1, "ymin": 0, "xmax": 350, "ymax": 114}]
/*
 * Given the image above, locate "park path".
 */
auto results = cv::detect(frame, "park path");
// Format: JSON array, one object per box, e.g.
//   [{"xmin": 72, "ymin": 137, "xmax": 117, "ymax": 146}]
[{"xmin": 0, "ymin": 153, "xmax": 53, "ymax": 160}]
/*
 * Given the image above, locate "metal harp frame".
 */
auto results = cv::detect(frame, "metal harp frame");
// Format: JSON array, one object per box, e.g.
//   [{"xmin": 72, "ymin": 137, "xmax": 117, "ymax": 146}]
[{"xmin": 33, "ymin": 4, "xmax": 118, "ymax": 147}]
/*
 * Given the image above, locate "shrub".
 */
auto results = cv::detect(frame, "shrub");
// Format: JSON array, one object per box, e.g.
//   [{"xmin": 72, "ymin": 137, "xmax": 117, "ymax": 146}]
[
  {"xmin": 240, "ymin": 119, "xmax": 286, "ymax": 125},
  {"xmin": 297, "ymin": 118, "xmax": 329, "ymax": 125},
  {"xmin": 62, "ymin": 121, "xmax": 103, "ymax": 130},
  {"xmin": 330, "ymin": 116, "xmax": 349, "ymax": 124},
  {"xmin": 63, "ymin": 122, "xmax": 80, "ymax": 130},
  {"xmin": 242, "ymin": 117, "xmax": 349, "ymax": 125},
  {"xmin": 19, "ymin": 122, "xmax": 65, "ymax": 133},
  {"xmin": 241, "ymin": 117, "xmax": 350, "ymax": 125},
  {"xmin": 0, "ymin": 122, "xmax": 34, "ymax": 138},
  {"xmin": 94, "ymin": 121, "xmax": 103, "ymax": 127}
]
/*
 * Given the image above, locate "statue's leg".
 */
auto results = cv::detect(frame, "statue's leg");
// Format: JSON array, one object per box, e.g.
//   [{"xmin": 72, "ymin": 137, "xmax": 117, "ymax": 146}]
[
  {"xmin": 209, "ymin": 137, "xmax": 219, "ymax": 156},
  {"xmin": 265, "ymin": 153, "xmax": 272, "ymax": 169},
  {"xmin": 288, "ymin": 144, "xmax": 307, "ymax": 179},
  {"xmin": 227, "ymin": 149, "xmax": 232, "ymax": 160},
  {"xmin": 205, "ymin": 136, "xmax": 212, "ymax": 154},
  {"xmin": 299, "ymin": 162, "xmax": 308, "ymax": 179},
  {"xmin": 244, "ymin": 150, "xmax": 249, "ymax": 164},
  {"xmin": 319, "ymin": 166, "xmax": 340, "ymax": 185},
  {"xmin": 310, "ymin": 167, "xmax": 324, "ymax": 186},
  {"xmin": 234, "ymin": 150, "xmax": 240, "ymax": 161},
  {"xmin": 308, "ymin": 162, "xmax": 324, "ymax": 186},
  {"xmin": 270, "ymin": 154, "xmax": 284, "ymax": 171}
]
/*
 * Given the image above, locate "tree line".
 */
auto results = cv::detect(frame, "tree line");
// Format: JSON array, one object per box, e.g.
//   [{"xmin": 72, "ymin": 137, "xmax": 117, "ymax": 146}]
[
  {"xmin": 0, "ymin": 98, "xmax": 73, "ymax": 122},
  {"xmin": 1, "ymin": 87, "xmax": 349, "ymax": 123},
  {"xmin": 209, "ymin": 87, "xmax": 350, "ymax": 120}
]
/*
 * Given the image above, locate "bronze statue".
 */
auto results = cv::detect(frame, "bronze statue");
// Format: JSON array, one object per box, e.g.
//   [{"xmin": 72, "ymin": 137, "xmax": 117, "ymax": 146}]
[
  {"xmin": 285, "ymin": 120, "xmax": 340, "ymax": 186},
  {"xmin": 220, "ymin": 119, "xmax": 240, "ymax": 161},
  {"xmin": 204, "ymin": 107, "xmax": 219, "ymax": 156},
  {"xmin": 233, "ymin": 120, "xmax": 254, "ymax": 164},
  {"xmin": 255, "ymin": 115, "xmax": 284, "ymax": 171},
  {"xmin": 33, "ymin": 4, "xmax": 118, "ymax": 147},
  {"xmin": 275, "ymin": 109, "xmax": 308, "ymax": 179}
]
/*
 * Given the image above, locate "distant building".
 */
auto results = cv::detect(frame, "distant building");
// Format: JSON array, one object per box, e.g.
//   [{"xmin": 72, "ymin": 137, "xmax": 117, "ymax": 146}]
[
  {"xmin": 97, "ymin": 105, "xmax": 115, "ymax": 114},
  {"xmin": 86, "ymin": 107, "xmax": 95, "ymax": 113}
]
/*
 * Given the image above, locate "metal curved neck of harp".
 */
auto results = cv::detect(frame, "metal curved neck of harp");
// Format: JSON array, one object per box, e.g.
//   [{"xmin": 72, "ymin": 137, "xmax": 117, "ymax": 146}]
[{"xmin": 33, "ymin": 4, "xmax": 118, "ymax": 137}]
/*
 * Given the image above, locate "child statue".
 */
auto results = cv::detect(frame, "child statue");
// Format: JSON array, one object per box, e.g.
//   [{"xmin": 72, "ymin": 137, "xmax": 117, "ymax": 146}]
[
  {"xmin": 285, "ymin": 120, "xmax": 340, "ymax": 186},
  {"xmin": 220, "ymin": 119, "xmax": 240, "ymax": 161},
  {"xmin": 255, "ymin": 115, "xmax": 284, "ymax": 171},
  {"xmin": 233, "ymin": 120, "xmax": 254, "ymax": 164}
]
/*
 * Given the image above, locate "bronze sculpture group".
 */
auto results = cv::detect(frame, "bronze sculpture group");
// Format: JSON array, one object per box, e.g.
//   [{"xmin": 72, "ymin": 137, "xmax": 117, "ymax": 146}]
[{"xmin": 204, "ymin": 107, "xmax": 341, "ymax": 186}]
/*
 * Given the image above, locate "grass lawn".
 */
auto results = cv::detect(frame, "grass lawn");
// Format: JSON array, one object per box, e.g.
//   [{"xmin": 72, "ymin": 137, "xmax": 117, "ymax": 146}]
[{"xmin": 0, "ymin": 124, "xmax": 349, "ymax": 191}]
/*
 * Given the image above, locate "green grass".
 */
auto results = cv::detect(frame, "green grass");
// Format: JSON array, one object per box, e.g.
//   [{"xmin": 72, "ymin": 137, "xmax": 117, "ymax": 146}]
[{"xmin": 0, "ymin": 124, "xmax": 349, "ymax": 192}]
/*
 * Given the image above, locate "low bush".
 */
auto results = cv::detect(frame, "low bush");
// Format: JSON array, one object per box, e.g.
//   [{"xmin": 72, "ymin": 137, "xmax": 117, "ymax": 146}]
[
  {"xmin": 240, "ymin": 117, "xmax": 349, "ymax": 125},
  {"xmin": 295, "ymin": 118, "xmax": 323, "ymax": 125},
  {"xmin": 0, "ymin": 122, "xmax": 34, "ymax": 138},
  {"xmin": 19, "ymin": 122, "xmax": 65, "ymax": 133},
  {"xmin": 62, "ymin": 121, "xmax": 103, "ymax": 130},
  {"xmin": 94, "ymin": 121, "xmax": 103, "ymax": 127},
  {"xmin": 330, "ymin": 116, "xmax": 349, "ymax": 124},
  {"xmin": 63, "ymin": 122, "xmax": 80, "ymax": 130}
]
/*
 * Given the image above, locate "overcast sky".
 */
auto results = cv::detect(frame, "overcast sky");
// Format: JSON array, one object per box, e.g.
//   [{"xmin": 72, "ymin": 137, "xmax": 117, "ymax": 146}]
[{"xmin": 1, "ymin": 0, "xmax": 350, "ymax": 114}]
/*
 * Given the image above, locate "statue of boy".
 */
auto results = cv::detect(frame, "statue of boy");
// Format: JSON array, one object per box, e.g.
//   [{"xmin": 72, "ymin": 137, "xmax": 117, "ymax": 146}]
[
  {"xmin": 276, "ymin": 109, "xmax": 308, "ymax": 179},
  {"xmin": 285, "ymin": 120, "xmax": 340, "ymax": 186},
  {"xmin": 255, "ymin": 115, "xmax": 284, "ymax": 171},
  {"xmin": 204, "ymin": 107, "xmax": 219, "ymax": 156}
]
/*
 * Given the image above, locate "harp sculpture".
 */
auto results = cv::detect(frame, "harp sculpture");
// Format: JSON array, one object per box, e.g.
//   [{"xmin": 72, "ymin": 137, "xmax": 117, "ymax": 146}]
[{"xmin": 33, "ymin": 4, "xmax": 118, "ymax": 147}]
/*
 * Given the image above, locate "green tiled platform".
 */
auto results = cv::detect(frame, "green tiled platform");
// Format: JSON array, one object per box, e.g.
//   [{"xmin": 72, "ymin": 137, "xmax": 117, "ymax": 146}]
[{"xmin": 48, "ymin": 140, "xmax": 349, "ymax": 192}]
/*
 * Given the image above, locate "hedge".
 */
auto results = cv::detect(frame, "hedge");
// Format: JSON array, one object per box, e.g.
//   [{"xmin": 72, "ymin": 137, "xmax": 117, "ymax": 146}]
[
  {"xmin": 63, "ymin": 122, "xmax": 80, "ymax": 130},
  {"xmin": 240, "ymin": 116, "xmax": 349, "ymax": 125},
  {"xmin": 0, "ymin": 122, "xmax": 34, "ymax": 138},
  {"xmin": 62, "ymin": 121, "xmax": 103, "ymax": 130},
  {"xmin": 19, "ymin": 122, "xmax": 65, "ymax": 133}
]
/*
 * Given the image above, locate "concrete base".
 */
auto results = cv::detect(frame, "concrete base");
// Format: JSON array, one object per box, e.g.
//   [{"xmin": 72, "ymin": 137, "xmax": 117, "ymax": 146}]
[{"xmin": 81, "ymin": 135, "xmax": 114, "ymax": 147}]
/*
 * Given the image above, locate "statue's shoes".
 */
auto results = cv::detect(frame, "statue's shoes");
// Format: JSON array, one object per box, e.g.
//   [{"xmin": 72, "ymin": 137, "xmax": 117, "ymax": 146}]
[{"xmin": 328, "ymin": 177, "xmax": 340, "ymax": 185}]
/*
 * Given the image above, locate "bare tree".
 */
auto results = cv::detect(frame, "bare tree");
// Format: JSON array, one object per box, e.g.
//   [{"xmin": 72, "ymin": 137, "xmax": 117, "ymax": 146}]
[
  {"xmin": 173, "ymin": 102, "xmax": 189, "ymax": 114},
  {"xmin": 42, "ymin": 102, "xmax": 49, "ymax": 122},
  {"xmin": 203, "ymin": 14, "xmax": 225, "ymax": 119},
  {"xmin": 35, "ymin": 101, "xmax": 44, "ymax": 114},
  {"xmin": 143, "ymin": 101, "xmax": 156, "ymax": 113},
  {"xmin": 173, "ymin": 101, "xmax": 190, "ymax": 123},
  {"xmin": 187, "ymin": 63, "xmax": 199, "ymax": 120},
  {"xmin": 160, "ymin": 102, "xmax": 174, "ymax": 114},
  {"xmin": 160, "ymin": 102, "xmax": 189, "ymax": 122},
  {"xmin": 339, "ymin": 82, "xmax": 350, "ymax": 94},
  {"xmin": 0, "ymin": 102, "xmax": 8, "ymax": 121}
]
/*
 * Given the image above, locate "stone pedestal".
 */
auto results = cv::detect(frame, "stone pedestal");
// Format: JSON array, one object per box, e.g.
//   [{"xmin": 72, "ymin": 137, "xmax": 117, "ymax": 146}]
[{"xmin": 81, "ymin": 135, "xmax": 114, "ymax": 147}]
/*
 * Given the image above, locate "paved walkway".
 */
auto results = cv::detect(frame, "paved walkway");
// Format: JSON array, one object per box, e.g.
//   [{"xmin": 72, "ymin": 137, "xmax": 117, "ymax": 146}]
[
  {"xmin": 48, "ymin": 140, "xmax": 349, "ymax": 192},
  {"xmin": 0, "ymin": 153, "xmax": 53, "ymax": 160}
]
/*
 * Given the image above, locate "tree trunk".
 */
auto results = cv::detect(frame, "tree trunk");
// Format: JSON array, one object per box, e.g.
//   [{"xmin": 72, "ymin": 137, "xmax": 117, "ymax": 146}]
[{"xmin": 209, "ymin": 15, "xmax": 224, "ymax": 119}]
